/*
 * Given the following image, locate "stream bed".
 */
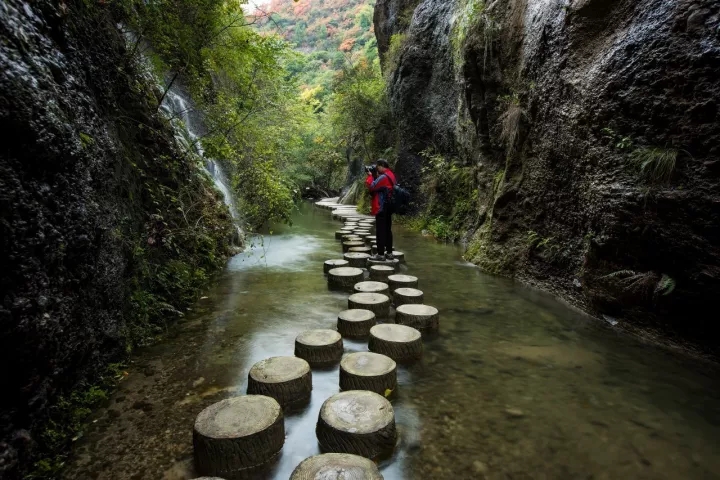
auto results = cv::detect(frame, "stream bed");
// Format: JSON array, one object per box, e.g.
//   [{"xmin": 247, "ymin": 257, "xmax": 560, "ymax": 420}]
[{"xmin": 64, "ymin": 203, "xmax": 720, "ymax": 480}]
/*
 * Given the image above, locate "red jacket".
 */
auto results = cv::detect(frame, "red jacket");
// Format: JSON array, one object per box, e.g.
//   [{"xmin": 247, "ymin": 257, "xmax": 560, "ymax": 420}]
[{"xmin": 365, "ymin": 169, "xmax": 396, "ymax": 215}]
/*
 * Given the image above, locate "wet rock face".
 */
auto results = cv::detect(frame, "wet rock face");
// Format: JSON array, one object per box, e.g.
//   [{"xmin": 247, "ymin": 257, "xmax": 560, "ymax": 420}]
[
  {"xmin": 0, "ymin": 0, "xmax": 231, "ymax": 474},
  {"xmin": 377, "ymin": 0, "xmax": 720, "ymax": 349}
]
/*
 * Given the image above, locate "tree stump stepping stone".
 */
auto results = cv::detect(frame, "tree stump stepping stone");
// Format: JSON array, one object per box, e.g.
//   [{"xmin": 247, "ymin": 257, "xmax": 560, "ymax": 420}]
[
  {"xmin": 344, "ymin": 252, "xmax": 371, "ymax": 268},
  {"xmin": 193, "ymin": 395, "xmax": 284, "ymax": 477},
  {"xmin": 349, "ymin": 246, "xmax": 372, "ymax": 254},
  {"xmin": 342, "ymin": 234, "xmax": 362, "ymax": 242},
  {"xmin": 316, "ymin": 391, "xmax": 396, "ymax": 459},
  {"xmin": 336, "ymin": 230, "xmax": 353, "ymax": 240},
  {"xmin": 348, "ymin": 293, "xmax": 390, "ymax": 318},
  {"xmin": 367, "ymin": 258, "xmax": 400, "ymax": 272},
  {"xmin": 328, "ymin": 267, "xmax": 364, "ymax": 290},
  {"xmin": 295, "ymin": 330, "xmax": 344, "ymax": 367},
  {"xmin": 290, "ymin": 453, "xmax": 384, "ymax": 480},
  {"xmin": 337, "ymin": 309, "xmax": 376, "ymax": 338},
  {"xmin": 390, "ymin": 251, "xmax": 405, "ymax": 263},
  {"xmin": 353, "ymin": 281, "xmax": 390, "ymax": 296},
  {"xmin": 324, "ymin": 259, "xmax": 349, "ymax": 274},
  {"xmin": 369, "ymin": 265, "xmax": 394, "ymax": 282},
  {"xmin": 387, "ymin": 274, "xmax": 418, "ymax": 293},
  {"xmin": 364, "ymin": 235, "xmax": 375, "ymax": 245},
  {"xmin": 393, "ymin": 287, "xmax": 424, "ymax": 307},
  {"xmin": 342, "ymin": 241, "xmax": 365, "ymax": 253},
  {"xmin": 395, "ymin": 304, "xmax": 439, "ymax": 333},
  {"xmin": 247, "ymin": 357, "xmax": 312, "ymax": 407},
  {"xmin": 369, "ymin": 324, "xmax": 423, "ymax": 362},
  {"xmin": 340, "ymin": 352, "xmax": 397, "ymax": 396}
]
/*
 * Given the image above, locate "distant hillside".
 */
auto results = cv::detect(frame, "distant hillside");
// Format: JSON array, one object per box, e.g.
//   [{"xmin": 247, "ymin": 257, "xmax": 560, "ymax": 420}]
[{"xmin": 255, "ymin": 0, "xmax": 378, "ymax": 99}]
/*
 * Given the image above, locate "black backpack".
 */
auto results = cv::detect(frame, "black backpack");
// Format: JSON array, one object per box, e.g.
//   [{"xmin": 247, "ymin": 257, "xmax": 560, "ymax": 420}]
[{"xmin": 388, "ymin": 176, "xmax": 411, "ymax": 215}]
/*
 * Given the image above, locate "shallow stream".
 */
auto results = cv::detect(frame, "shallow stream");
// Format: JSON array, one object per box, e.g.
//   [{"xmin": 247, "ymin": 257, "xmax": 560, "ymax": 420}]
[{"xmin": 64, "ymin": 203, "xmax": 720, "ymax": 480}]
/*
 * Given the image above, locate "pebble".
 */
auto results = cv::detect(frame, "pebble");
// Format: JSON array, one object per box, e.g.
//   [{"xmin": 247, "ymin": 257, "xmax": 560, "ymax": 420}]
[{"xmin": 505, "ymin": 408, "xmax": 525, "ymax": 418}]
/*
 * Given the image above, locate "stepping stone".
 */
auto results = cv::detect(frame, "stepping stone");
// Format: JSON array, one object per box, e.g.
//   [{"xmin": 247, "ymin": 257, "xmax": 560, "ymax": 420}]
[
  {"xmin": 316, "ymin": 391, "xmax": 396, "ymax": 459},
  {"xmin": 324, "ymin": 259, "xmax": 349, "ymax": 274},
  {"xmin": 337, "ymin": 309, "xmax": 376, "ymax": 338},
  {"xmin": 367, "ymin": 258, "xmax": 400, "ymax": 272},
  {"xmin": 395, "ymin": 304, "xmax": 439, "ymax": 333},
  {"xmin": 344, "ymin": 252, "xmax": 371, "ymax": 268},
  {"xmin": 342, "ymin": 241, "xmax": 365, "ymax": 253},
  {"xmin": 393, "ymin": 287, "xmax": 424, "ymax": 307},
  {"xmin": 348, "ymin": 292, "xmax": 390, "ymax": 318},
  {"xmin": 335, "ymin": 230, "xmax": 353, "ymax": 240},
  {"xmin": 369, "ymin": 265, "xmax": 394, "ymax": 282},
  {"xmin": 342, "ymin": 234, "xmax": 362, "ymax": 242},
  {"xmin": 387, "ymin": 274, "xmax": 418, "ymax": 293},
  {"xmin": 369, "ymin": 324, "xmax": 423, "ymax": 362},
  {"xmin": 340, "ymin": 352, "xmax": 397, "ymax": 396},
  {"xmin": 353, "ymin": 281, "xmax": 390, "ymax": 296},
  {"xmin": 364, "ymin": 235, "xmax": 375, "ymax": 245},
  {"xmin": 193, "ymin": 395, "xmax": 284, "ymax": 477},
  {"xmin": 290, "ymin": 453, "xmax": 383, "ymax": 480},
  {"xmin": 349, "ymin": 246, "xmax": 371, "ymax": 254},
  {"xmin": 295, "ymin": 330, "xmax": 343, "ymax": 367},
  {"xmin": 328, "ymin": 267, "xmax": 364, "ymax": 290},
  {"xmin": 390, "ymin": 251, "xmax": 405, "ymax": 263},
  {"xmin": 247, "ymin": 357, "xmax": 312, "ymax": 407}
]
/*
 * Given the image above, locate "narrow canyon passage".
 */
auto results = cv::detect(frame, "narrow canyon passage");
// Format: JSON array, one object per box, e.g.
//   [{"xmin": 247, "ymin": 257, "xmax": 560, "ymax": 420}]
[{"xmin": 64, "ymin": 202, "xmax": 720, "ymax": 480}]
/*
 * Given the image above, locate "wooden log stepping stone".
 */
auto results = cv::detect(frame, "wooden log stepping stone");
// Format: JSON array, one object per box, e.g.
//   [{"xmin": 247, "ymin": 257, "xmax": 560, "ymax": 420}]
[
  {"xmin": 337, "ymin": 309, "xmax": 376, "ymax": 338},
  {"xmin": 368, "ymin": 324, "xmax": 423, "ymax": 362},
  {"xmin": 349, "ymin": 246, "xmax": 371, "ymax": 255},
  {"xmin": 387, "ymin": 274, "xmax": 418, "ymax": 293},
  {"xmin": 295, "ymin": 330, "xmax": 343, "ymax": 367},
  {"xmin": 390, "ymin": 251, "xmax": 405, "ymax": 263},
  {"xmin": 342, "ymin": 234, "xmax": 362, "ymax": 242},
  {"xmin": 395, "ymin": 304, "xmax": 439, "ymax": 333},
  {"xmin": 335, "ymin": 230, "xmax": 353, "ymax": 240},
  {"xmin": 369, "ymin": 265, "xmax": 394, "ymax": 282},
  {"xmin": 353, "ymin": 281, "xmax": 390, "ymax": 296},
  {"xmin": 364, "ymin": 235, "xmax": 375, "ymax": 245},
  {"xmin": 290, "ymin": 453, "xmax": 383, "ymax": 480},
  {"xmin": 342, "ymin": 241, "xmax": 365, "ymax": 253},
  {"xmin": 316, "ymin": 391, "xmax": 396, "ymax": 459},
  {"xmin": 247, "ymin": 357, "xmax": 312, "ymax": 407},
  {"xmin": 348, "ymin": 293, "xmax": 390, "ymax": 318},
  {"xmin": 340, "ymin": 352, "xmax": 397, "ymax": 396},
  {"xmin": 324, "ymin": 259, "xmax": 349, "ymax": 274},
  {"xmin": 193, "ymin": 395, "xmax": 284, "ymax": 477},
  {"xmin": 393, "ymin": 287, "xmax": 424, "ymax": 307},
  {"xmin": 344, "ymin": 252, "xmax": 371, "ymax": 268},
  {"xmin": 367, "ymin": 258, "xmax": 400, "ymax": 272},
  {"xmin": 328, "ymin": 267, "xmax": 364, "ymax": 290}
]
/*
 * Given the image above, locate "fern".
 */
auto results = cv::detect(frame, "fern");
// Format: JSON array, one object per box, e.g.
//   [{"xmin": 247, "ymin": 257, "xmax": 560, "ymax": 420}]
[{"xmin": 654, "ymin": 274, "xmax": 676, "ymax": 297}]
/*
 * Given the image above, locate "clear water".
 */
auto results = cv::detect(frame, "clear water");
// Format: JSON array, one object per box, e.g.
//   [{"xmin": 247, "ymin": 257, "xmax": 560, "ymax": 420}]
[{"xmin": 64, "ymin": 203, "xmax": 720, "ymax": 480}]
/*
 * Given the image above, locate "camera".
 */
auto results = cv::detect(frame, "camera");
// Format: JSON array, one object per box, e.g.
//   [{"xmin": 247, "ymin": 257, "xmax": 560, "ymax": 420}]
[{"xmin": 364, "ymin": 165, "xmax": 377, "ymax": 174}]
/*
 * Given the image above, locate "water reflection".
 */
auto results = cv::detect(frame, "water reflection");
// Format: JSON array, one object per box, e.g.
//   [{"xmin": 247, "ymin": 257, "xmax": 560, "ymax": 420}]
[{"xmin": 64, "ymin": 203, "xmax": 720, "ymax": 480}]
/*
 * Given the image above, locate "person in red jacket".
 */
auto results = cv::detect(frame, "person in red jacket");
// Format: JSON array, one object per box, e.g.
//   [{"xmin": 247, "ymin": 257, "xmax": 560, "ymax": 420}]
[{"xmin": 365, "ymin": 159, "xmax": 396, "ymax": 260}]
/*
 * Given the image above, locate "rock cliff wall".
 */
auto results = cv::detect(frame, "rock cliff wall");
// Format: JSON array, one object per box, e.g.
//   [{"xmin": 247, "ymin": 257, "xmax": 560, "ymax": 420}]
[
  {"xmin": 376, "ymin": 0, "xmax": 720, "ymax": 352},
  {"xmin": 0, "ymin": 1, "xmax": 234, "ymax": 475}
]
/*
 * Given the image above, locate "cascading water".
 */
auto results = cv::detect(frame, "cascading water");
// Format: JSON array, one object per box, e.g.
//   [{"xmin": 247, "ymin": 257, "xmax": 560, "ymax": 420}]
[{"xmin": 159, "ymin": 85, "xmax": 244, "ymax": 244}]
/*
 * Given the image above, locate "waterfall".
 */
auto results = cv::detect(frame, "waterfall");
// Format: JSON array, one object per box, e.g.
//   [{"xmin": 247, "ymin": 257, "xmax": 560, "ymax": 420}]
[{"xmin": 158, "ymin": 86, "xmax": 243, "ymax": 244}]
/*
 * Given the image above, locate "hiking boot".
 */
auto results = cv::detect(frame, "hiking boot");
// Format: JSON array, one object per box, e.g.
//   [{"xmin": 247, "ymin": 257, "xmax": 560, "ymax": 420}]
[
  {"xmin": 370, "ymin": 254, "xmax": 385, "ymax": 261},
  {"xmin": 385, "ymin": 253, "xmax": 395, "ymax": 261}
]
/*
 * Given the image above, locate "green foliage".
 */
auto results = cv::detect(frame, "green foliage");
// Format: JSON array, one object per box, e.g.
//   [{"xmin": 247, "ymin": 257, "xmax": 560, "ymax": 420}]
[
  {"xmin": 450, "ymin": 0, "xmax": 496, "ymax": 70},
  {"xmin": 600, "ymin": 270, "xmax": 676, "ymax": 299},
  {"xmin": 630, "ymin": 147, "xmax": 678, "ymax": 183},
  {"xmin": 384, "ymin": 33, "xmax": 407, "ymax": 76},
  {"xmin": 600, "ymin": 127, "xmax": 634, "ymax": 151}
]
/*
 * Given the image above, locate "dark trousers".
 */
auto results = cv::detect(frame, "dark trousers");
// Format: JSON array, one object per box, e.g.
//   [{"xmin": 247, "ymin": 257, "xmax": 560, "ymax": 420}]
[{"xmin": 375, "ymin": 211, "xmax": 393, "ymax": 255}]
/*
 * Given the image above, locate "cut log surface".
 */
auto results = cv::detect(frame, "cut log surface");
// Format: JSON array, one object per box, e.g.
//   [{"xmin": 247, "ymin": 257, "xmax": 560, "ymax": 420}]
[
  {"xmin": 348, "ymin": 293, "xmax": 390, "ymax": 319},
  {"xmin": 364, "ymin": 235, "xmax": 375, "ymax": 245},
  {"xmin": 366, "ymin": 258, "xmax": 400, "ymax": 272},
  {"xmin": 340, "ymin": 352, "xmax": 397, "ymax": 396},
  {"xmin": 295, "ymin": 329, "xmax": 344, "ymax": 366},
  {"xmin": 343, "ymin": 252, "xmax": 371, "ymax": 268},
  {"xmin": 247, "ymin": 357, "xmax": 312, "ymax": 407},
  {"xmin": 369, "ymin": 266, "xmax": 394, "ymax": 282},
  {"xmin": 193, "ymin": 395, "xmax": 284, "ymax": 477},
  {"xmin": 335, "ymin": 230, "xmax": 353, "ymax": 240},
  {"xmin": 328, "ymin": 267, "xmax": 365, "ymax": 290},
  {"xmin": 290, "ymin": 453, "xmax": 384, "ymax": 480},
  {"xmin": 395, "ymin": 304, "xmax": 439, "ymax": 333},
  {"xmin": 324, "ymin": 259, "xmax": 349, "ymax": 274},
  {"xmin": 390, "ymin": 251, "xmax": 405, "ymax": 262},
  {"xmin": 343, "ymin": 241, "xmax": 366, "ymax": 253},
  {"xmin": 342, "ymin": 235, "xmax": 362, "ymax": 242},
  {"xmin": 316, "ymin": 391, "xmax": 396, "ymax": 459},
  {"xmin": 387, "ymin": 274, "xmax": 418, "ymax": 292},
  {"xmin": 349, "ymin": 246, "xmax": 372, "ymax": 254},
  {"xmin": 337, "ymin": 309, "xmax": 376, "ymax": 338},
  {"xmin": 353, "ymin": 281, "xmax": 390, "ymax": 296},
  {"xmin": 369, "ymin": 324, "xmax": 423, "ymax": 362},
  {"xmin": 393, "ymin": 287, "xmax": 424, "ymax": 307}
]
